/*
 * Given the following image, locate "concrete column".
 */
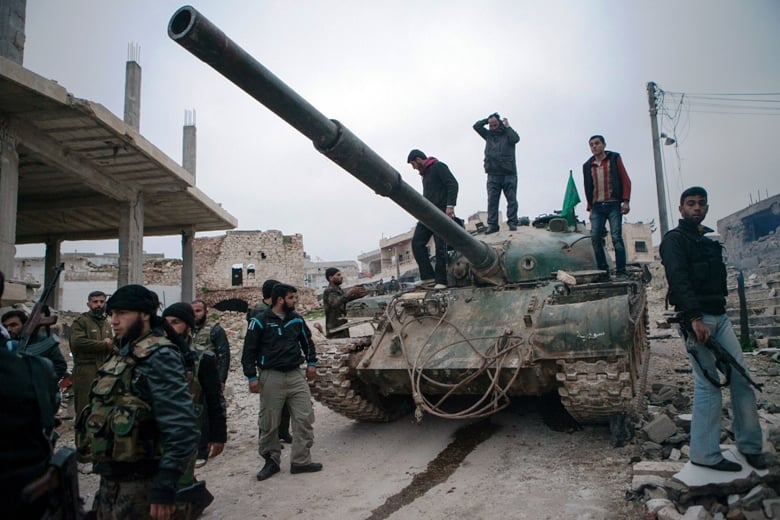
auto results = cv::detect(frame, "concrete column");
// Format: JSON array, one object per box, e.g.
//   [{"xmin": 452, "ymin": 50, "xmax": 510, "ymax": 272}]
[
  {"xmin": 0, "ymin": 0, "xmax": 25, "ymax": 65},
  {"xmin": 0, "ymin": 127, "xmax": 19, "ymax": 277},
  {"xmin": 183, "ymin": 110, "xmax": 196, "ymax": 180},
  {"xmin": 43, "ymin": 237, "xmax": 62, "ymax": 308},
  {"xmin": 124, "ymin": 51, "xmax": 141, "ymax": 131},
  {"xmin": 118, "ymin": 193, "xmax": 143, "ymax": 286},
  {"xmin": 181, "ymin": 226, "xmax": 196, "ymax": 302}
]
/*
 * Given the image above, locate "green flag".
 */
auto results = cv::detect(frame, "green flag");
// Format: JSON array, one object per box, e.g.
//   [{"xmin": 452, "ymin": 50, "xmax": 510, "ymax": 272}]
[{"xmin": 561, "ymin": 170, "xmax": 581, "ymax": 226}]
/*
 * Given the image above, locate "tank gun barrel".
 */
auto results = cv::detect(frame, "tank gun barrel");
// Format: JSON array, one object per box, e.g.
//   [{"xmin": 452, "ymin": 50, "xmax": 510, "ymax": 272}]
[{"xmin": 168, "ymin": 6, "xmax": 499, "ymax": 277}]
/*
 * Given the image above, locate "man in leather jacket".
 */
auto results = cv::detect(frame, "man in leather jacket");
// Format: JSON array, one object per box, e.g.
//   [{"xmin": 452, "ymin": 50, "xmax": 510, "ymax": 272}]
[
  {"xmin": 660, "ymin": 186, "xmax": 766, "ymax": 472},
  {"xmin": 80, "ymin": 285, "xmax": 198, "ymax": 519}
]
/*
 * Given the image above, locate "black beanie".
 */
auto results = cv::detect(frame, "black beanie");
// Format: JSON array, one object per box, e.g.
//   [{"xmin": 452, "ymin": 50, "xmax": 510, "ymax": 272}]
[
  {"xmin": 162, "ymin": 302, "xmax": 196, "ymax": 329},
  {"xmin": 106, "ymin": 284, "xmax": 160, "ymax": 315},
  {"xmin": 325, "ymin": 267, "xmax": 340, "ymax": 281}
]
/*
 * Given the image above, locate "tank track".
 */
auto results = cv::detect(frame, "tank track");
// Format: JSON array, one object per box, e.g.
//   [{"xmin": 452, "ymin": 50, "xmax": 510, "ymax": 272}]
[
  {"xmin": 309, "ymin": 338, "xmax": 410, "ymax": 422},
  {"xmin": 556, "ymin": 290, "xmax": 650, "ymax": 424}
]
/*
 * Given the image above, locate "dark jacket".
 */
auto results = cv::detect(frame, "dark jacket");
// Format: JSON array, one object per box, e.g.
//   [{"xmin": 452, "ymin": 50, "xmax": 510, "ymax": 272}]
[
  {"xmin": 0, "ymin": 349, "xmax": 58, "ymax": 518},
  {"xmin": 190, "ymin": 349, "xmax": 228, "ymax": 444},
  {"xmin": 582, "ymin": 151, "xmax": 631, "ymax": 210},
  {"xmin": 241, "ymin": 308, "xmax": 317, "ymax": 378},
  {"xmin": 193, "ymin": 322, "xmax": 231, "ymax": 384},
  {"xmin": 92, "ymin": 329, "xmax": 198, "ymax": 503},
  {"xmin": 659, "ymin": 219, "xmax": 728, "ymax": 322},
  {"xmin": 12, "ymin": 332, "xmax": 68, "ymax": 380},
  {"xmin": 473, "ymin": 119, "xmax": 520, "ymax": 176},
  {"xmin": 419, "ymin": 158, "xmax": 459, "ymax": 211}
]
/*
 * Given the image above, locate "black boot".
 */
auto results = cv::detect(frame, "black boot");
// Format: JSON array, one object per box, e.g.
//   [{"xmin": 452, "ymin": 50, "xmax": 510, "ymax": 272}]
[{"xmin": 256, "ymin": 456, "xmax": 280, "ymax": 481}]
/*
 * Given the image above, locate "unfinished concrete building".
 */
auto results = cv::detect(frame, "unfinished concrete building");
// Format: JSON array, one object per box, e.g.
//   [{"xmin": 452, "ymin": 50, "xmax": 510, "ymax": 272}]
[{"xmin": 0, "ymin": 1, "xmax": 236, "ymax": 308}]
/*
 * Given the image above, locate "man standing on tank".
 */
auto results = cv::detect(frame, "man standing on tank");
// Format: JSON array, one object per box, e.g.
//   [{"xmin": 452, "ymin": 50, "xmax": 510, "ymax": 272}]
[
  {"xmin": 582, "ymin": 134, "xmax": 631, "ymax": 277},
  {"xmin": 660, "ymin": 186, "xmax": 766, "ymax": 472},
  {"xmin": 406, "ymin": 149, "xmax": 459, "ymax": 290},
  {"xmin": 473, "ymin": 112, "xmax": 520, "ymax": 234}
]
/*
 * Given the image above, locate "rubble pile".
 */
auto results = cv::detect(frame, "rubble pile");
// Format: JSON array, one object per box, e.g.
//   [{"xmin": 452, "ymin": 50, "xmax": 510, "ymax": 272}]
[{"xmin": 633, "ymin": 357, "xmax": 780, "ymax": 519}]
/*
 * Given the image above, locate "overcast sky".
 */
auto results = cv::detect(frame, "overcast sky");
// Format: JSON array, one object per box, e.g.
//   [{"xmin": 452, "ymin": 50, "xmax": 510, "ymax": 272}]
[{"xmin": 16, "ymin": 0, "xmax": 780, "ymax": 262}]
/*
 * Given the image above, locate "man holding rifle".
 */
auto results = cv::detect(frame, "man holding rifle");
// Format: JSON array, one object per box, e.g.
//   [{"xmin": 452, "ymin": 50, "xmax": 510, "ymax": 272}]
[{"xmin": 660, "ymin": 186, "xmax": 767, "ymax": 472}]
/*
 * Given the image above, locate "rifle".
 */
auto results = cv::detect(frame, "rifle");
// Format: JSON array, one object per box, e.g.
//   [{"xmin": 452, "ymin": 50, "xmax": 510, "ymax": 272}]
[
  {"xmin": 666, "ymin": 312, "xmax": 763, "ymax": 393},
  {"xmin": 19, "ymin": 262, "xmax": 65, "ymax": 352},
  {"xmin": 21, "ymin": 447, "xmax": 88, "ymax": 520}
]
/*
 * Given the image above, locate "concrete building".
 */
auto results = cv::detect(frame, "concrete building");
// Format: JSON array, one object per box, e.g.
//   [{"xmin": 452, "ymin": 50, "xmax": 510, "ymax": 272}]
[
  {"xmin": 717, "ymin": 193, "xmax": 780, "ymax": 275},
  {"xmin": 0, "ymin": 1, "xmax": 236, "ymax": 307}
]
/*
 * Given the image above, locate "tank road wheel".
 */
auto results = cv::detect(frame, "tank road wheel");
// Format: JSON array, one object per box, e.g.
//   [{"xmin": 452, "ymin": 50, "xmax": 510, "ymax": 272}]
[
  {"xmin": 310, "ymin": 338, "xmax": 411, "ymax": 422},
  {"xmin": 556, "ymin": 285, "xmax": 650, "ymax": 424},
  {"xmin": 555, "ymin": 359, "xmax": 634, "ymax": 424}
]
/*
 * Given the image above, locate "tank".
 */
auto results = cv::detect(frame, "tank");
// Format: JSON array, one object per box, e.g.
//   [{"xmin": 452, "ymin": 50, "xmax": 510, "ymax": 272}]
[{"xmin": 168, "ymin": 6, "xmax": 650, "ymax": 424}]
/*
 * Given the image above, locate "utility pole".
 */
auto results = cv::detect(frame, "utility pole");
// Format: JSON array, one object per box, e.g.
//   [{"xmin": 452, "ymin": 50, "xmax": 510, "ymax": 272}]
[{"xmin": 647, "ymin": 81, "xmax": 670, "ymax": 236}]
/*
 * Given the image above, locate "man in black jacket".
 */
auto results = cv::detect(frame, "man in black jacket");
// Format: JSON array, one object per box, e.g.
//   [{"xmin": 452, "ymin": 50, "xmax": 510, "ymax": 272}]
[
  {"xmin": 473, "ymin": 113, "xmax": 520, "ymax": 233},
  {"xmin": 660, "ymin": 186, "xmax": 765, "ymax": 472},
  {"xmin": 79, "ymin": 285, "xmax": 198, "ymax": 519},
  {"xmin": 2, "ymin": 309, "xmax": 68, "ymax": 380},
  {"xmin": 242, "ymin": 283, "xmax": 321, "ymax": 481},
  {"xmin": 407, "ymin": 149, "xmax": 459, "ymax": 289}
]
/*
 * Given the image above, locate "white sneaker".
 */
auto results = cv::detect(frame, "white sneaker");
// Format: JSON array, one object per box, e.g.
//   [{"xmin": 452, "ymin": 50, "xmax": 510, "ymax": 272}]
[
  {"xmin": 433, "ymin": 284, "xmax": 447, "ymax": 290},
  {"xmin": 195, "ymin": 458, "xmax": 207, "ymax": 468}
]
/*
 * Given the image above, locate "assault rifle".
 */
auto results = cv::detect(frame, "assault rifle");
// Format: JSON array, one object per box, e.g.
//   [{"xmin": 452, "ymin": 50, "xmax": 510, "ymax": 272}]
[
  {"xmin": 19, "ymin": 262, "xmax": 65, "ymax": 352},
  {"xmin": 666, "ymin": 312, "xmax": 763, "ymax": 393},
  {"xmin": 21, "ymin": 447, "xmax": 89, "ymax": 520}
]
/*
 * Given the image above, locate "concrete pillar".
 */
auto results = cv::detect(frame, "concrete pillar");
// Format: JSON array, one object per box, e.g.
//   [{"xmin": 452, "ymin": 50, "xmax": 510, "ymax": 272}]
[
  {"xmin": 0, "ymin": 127, "xmax": 19, "ymax": 277},
  {"xmin": 118, "ymin": 193, "xmax": 143, "ymax": 286},
  {"xmin": 43, "ymin": 237, "xmax": 62, "ymax": 308},
  {"xmin": 0, "ymin": 0, "xmax": 25, "ymax": 65},
  {"xmin": 181, "ymin": 226, "xmax": 196, "ymax": 302},
  {"xmin": 123, "ymin": 45, "xmax": 141, "ymax": 131},
  {"xmin": 183, "ymin": 110, "xmax": 196, "ymax": 180}
]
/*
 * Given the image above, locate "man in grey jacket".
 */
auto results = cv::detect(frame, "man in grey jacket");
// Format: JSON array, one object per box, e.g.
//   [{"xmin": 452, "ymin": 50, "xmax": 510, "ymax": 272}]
[{"xmin": 473, "ymin": 113, "xmax": 520, "ymax": 233}]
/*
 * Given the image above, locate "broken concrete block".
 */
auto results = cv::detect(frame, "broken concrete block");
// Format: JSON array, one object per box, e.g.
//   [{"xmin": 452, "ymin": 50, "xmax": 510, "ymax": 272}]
[
  {"xmin": 737, "ymin": 483, "xmax": 777, "ymax": 510},
  {"xmin": 681, "ymin": 505, "xmax": 712, "ymax": 520},
  {"xmin": 645, "ymin": 486, "xmax": 669, "ymax": 500},
  {"xmin": 669, "ymin": 448, "xmax": 682, "ymax": 461},
  {"xmin": 740, "ymin": 510, "xmax": 766, "ymax": 520},
  {"xmin": 763, "ymin": 497, "xmax": 780, "ymax": 518},
  {"xmin": 631, "ymin": 474, "xmax": 665, "ymax": 491},
  {"xmin": 681, "ymin": 445, "xmax": 690, "ymax": 458},
  {"xmin": 646, "ymin": 497, "xmax": 674, "ymax": 513},
  {"xmin": 643, "ymin": 441, "xmax": 664, "ymax": 459},
  {"xmin": 657, "ymin": 504, "xmax": 683, "ymax": 520},
  {"xmin": 644, "ymin": 414, "xmax": 678, "ymax": 443},
  {"xmin": 676, "ymin": 414, "xmax": 693, "ymax": 431},
  {"xmin": 633, "ymin": 460, "xmax": 686, "ymax": 478}
]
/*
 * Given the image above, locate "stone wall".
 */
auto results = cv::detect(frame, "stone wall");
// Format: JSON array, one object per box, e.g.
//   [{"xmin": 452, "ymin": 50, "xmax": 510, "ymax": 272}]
[{"xmin": 194, "ymin": 230, "xmax": 305, "ymax": 291}]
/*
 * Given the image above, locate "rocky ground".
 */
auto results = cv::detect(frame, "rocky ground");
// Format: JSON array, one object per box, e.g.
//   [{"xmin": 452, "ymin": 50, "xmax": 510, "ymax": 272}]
[{"xmin": 53, "ymin": 267, "xmax": 780, "ymax": 520}]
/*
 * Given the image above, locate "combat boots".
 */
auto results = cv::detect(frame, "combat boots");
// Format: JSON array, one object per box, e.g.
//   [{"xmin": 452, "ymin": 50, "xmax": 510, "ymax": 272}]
[{"xmin": 256, "ymin": 456, "xmax": 280, "ymax": 481}]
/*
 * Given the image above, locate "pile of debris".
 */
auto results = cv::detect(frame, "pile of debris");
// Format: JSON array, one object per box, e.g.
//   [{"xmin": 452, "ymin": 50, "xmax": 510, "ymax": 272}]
[{"xmin": 632, "ymin": 374, "xmax": 780, "ymax": 518}]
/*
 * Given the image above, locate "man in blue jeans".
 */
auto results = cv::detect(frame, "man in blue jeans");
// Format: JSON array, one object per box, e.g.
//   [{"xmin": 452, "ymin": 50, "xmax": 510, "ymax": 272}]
[
  {"xmin": 660, "ymin": 186, "xmax": 766, "ymax": 472},
  {"xmin": 582, "ymin": 135, "xmax": 631, "ymax": 276}
]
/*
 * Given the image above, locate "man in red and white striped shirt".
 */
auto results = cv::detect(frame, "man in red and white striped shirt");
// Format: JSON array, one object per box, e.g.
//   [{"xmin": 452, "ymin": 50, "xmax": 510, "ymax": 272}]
[{"xmin": 582, "ymin": 135, "xmax": 632, "ymax": 277}]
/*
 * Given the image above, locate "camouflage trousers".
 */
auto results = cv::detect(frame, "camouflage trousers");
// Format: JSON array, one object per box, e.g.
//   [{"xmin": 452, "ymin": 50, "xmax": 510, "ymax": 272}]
[{"xmin": 94, "ymin": 477, "xmax": 197, "ymax": 519}]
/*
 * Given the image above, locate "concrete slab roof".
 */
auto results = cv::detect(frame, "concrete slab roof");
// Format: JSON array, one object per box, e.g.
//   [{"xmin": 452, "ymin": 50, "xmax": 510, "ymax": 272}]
[{"xmin": 0, "ymin": 56, "xmax": 237, "ymax": 244}]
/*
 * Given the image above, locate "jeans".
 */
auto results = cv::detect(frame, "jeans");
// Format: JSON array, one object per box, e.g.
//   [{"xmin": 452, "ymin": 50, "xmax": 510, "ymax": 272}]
[
  {"xmin": 486, "ymin": 174, "xmax": 518, "ymax": 228},
  {"xmin": 589, "ymin": 201, "xmax": 626, "ymax": 273},
  {"xmin": 682, "ymin": 313, "xmax": 763, "ymax": 465},
  {"xmin": 412, "ymin": 222, "xmax": 448, "ymax": 285}
]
